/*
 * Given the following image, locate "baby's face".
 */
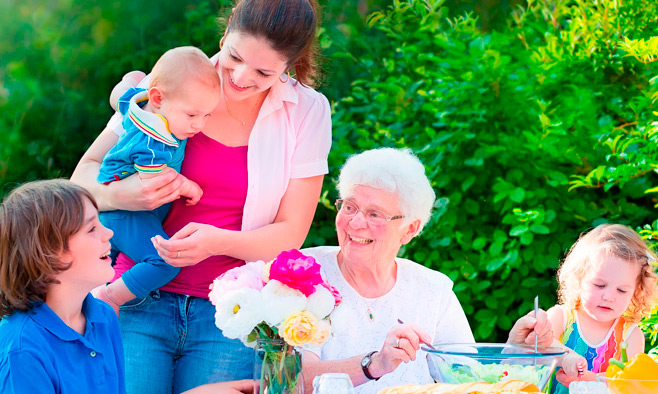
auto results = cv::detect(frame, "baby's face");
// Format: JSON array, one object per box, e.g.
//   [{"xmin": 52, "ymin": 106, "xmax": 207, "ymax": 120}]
[{"xmin": 159, "ymin": 80, "xmax": 219, "ymax": 140}]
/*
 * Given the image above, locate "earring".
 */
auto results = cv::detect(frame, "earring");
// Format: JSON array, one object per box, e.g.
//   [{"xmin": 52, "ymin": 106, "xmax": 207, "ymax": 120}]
[{"xmin": 279, "ymin": 71, "xmax": 291, "ymax": 83}]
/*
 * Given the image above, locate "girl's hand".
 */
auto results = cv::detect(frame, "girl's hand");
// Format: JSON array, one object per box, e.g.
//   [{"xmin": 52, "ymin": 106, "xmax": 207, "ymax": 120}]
[
  {"xmin": 151, "ymin": 223, "xmax": 224, "ymax": 267},
  {"xmin": 507, "ymin": 309, "xmax": 553, "ymax": 347},
  {"xmin": 368, "ymin": 323, "xmax": 432, "ymax": 379},
  {"xmin": 555, "ymin": 369, "xmax": 596, "ymax": 387},
  {"xmin": 561, "ymin": 352, "xmax": 587, "ymax": 377}
]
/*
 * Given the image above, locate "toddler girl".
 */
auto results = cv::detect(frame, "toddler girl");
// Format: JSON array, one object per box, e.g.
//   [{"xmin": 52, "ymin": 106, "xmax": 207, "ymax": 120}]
[{"xmin": 547, "ymin": 224, "xmax": 658, "ymax": 393}]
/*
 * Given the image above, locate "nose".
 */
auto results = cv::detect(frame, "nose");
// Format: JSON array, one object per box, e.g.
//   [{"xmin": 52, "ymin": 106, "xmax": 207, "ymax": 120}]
[
  {"xmin": 348, "ymin": 210, "xmax": 368, "ymax": 229},
  {"xmin": 231, "ymin": 64, "xmax": 250, "ymax": 86},
  {"xmin": 102, "ymin": 225, "xmax": 114, "ymax": 242},
  {"xmin": 602, "ymin": 287, "xmax": 615, "ymax": 302},
  {"xmin": 191, "ymin": 117, "xmax": 205, "ymax": 130}
]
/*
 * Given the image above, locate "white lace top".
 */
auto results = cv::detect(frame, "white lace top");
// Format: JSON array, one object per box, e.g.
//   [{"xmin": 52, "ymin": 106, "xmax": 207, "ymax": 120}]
[{"xmin": 303, "ymin": 246, "xmax": 474, "ymax": 394}]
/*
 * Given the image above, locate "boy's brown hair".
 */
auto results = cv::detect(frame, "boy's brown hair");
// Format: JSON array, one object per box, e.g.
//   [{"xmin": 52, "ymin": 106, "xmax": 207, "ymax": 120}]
[{"xmin": 0, "ymin": 179, "xmax": 97, "ymax": 317}]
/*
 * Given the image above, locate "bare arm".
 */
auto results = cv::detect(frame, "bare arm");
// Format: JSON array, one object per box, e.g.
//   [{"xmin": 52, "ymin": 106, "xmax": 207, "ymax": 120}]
[
  {"xmin": 152, "ymin": 175, "xmax": 324, "ymax": 264},
  {"xmin": 302, "ymin": 324, "xmax": 431, "ymax": 393},
  {"xmin": 70, "ymin": 126, "xmax": 182, "ymax": 212},
  {"xmin": 181, "ymin": 379, "xmax": 253, "ymax": 394}
]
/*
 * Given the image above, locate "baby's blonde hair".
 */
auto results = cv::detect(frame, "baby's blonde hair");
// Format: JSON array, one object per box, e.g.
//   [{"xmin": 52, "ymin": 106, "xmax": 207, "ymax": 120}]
[
  {"xmin": 149, "ymin": 46, "xmax": 220, "ymax": 95},
  {"xmin": 557, "ymin": 224, "xmax": 658, "ymax": 322}
]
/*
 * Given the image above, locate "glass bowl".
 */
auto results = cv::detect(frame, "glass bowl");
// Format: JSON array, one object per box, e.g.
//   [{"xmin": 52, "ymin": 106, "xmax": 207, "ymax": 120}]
[
  {"xmin": 424, "ymin": 343, "xmax": 566, "ymax": 390},
  {"xmin": 597, "ymin": 376, "xmax": 658, "ymax": 394}
]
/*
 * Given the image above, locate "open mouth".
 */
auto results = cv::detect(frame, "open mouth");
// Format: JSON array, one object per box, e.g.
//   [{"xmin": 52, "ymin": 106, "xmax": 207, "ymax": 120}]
[
  {"xmin": 229, "ymin": 75, "xmax": 251, "ymax": 91},
  {"xmin": 349, "ymin": 235, "xmax": 373, "ymax": 244},
  {"xmin": 100, "ymin": 250, "xmax": 111, "ymax": 260}
]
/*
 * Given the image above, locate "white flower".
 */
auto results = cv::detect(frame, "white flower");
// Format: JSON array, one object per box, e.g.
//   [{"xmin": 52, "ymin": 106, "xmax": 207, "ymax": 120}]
[
  {"xmin": 306, "ymin": 285, "xmax": 335, "ymax": 319},
  {"xmin": 213, "ymin": 287, "xmax": 262, "ymax": 339},
  {"xmin": 260, "ymin": 280, "xmax": 307, "ymax": 326}
]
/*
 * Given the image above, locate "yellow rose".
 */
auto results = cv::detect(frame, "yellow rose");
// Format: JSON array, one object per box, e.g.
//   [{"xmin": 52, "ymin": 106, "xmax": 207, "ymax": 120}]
[
  {"xmin": 262, "ymin": 261, "xmax": 273, "ymax": 283},
  {"xmin": 311, "ymin": 319, "xmax": 331, "ymax": 345},
  {"xmin": 280, "ymin": 311, "xmax": 318, "ymax": 347}
]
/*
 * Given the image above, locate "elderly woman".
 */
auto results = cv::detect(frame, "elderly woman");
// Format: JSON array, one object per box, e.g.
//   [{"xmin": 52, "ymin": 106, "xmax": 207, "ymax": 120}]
[{"xmin": 302, "ymin": 148, "xmax": 552, "ymax": 394}]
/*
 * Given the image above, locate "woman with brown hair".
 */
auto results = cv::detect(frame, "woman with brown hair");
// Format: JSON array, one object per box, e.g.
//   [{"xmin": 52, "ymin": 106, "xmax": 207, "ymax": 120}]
[{"xmin": 71, "ymin": 0, "xmax": 331, "ymax": 392}]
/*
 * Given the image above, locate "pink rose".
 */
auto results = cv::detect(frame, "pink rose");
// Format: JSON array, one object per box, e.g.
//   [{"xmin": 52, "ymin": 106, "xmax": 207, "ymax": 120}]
[
  {"xmin": 321, "ymin": 282, "xmax": 343, "ymax": 306},
  {"xmin": 209, "ymin": 261, "xmax": 265, "ymax": 302},
  {"xmin": 269, "ymin": 250, "xmax": 323, "ymax": 297}
]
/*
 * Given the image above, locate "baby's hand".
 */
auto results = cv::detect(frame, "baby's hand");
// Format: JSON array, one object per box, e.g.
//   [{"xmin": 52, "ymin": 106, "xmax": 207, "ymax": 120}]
[
  {"xmin": 561, "ymin": 351, "xmax": 587, "ymax": 377},
  {"xmin": 184, "ymin": 181, "xmax": 203, "ymax": 206}
]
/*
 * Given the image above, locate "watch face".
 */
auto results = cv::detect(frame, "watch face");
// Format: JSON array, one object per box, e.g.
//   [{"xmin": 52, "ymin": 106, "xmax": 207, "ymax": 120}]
[{"xmin": 361, "ymin": 353, "xmax": 371, "ymax": 368}]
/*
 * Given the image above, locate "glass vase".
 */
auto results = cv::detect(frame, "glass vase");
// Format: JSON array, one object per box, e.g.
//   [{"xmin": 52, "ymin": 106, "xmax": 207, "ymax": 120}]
[{"xmin": 254, "ymin": 338, "xmax": 304, "ymax": 394}]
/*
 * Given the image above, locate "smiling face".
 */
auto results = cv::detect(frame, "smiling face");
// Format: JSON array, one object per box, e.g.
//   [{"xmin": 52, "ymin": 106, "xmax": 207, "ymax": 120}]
[
  {"xmin": 580, "ymin": 252, "xmax": 640, "ymax": 324},
  {"xmin": 158, "ymin": 79, "xmax": 220, "ymax": 140},
  {"xmin": 57, "ymin": 198, "xmax": 114, "ymax": 291},
  {"xmin": 336, "ymin": 185, "xmax": 419, "ymax": 269},
  {"xmin": 217, "ymin": 31, "xmax": 289, "ymax": 102}
]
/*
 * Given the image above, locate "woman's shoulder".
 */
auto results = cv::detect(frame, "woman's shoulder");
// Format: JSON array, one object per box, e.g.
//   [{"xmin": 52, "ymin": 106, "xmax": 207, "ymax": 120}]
[
  {"xmin": 279, "ymin": 79, "xmax": 329, "ymax": 111},
  {"xmin": 396, "ymin": 257, "xmax": 453, "ymax": 289},
  {"xmin": 301, "ymin": 245, "xmax": 339, "ymax": 264}
]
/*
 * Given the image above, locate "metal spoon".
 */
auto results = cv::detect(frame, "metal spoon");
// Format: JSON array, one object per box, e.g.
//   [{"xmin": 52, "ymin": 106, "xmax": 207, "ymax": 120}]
[
  {"xmin": 534, "ymin": 295, "xmax": 539, "ymax": 367},
  {"xmin": 397, "ymin": 318, "xmax": 436, "ymax": 350}
]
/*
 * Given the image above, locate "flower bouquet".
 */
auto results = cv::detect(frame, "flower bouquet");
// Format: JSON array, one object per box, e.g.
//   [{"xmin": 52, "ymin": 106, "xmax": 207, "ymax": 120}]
[{"xmin": 209, "ymin": 249, "xmax": 342, "ymax": 394}]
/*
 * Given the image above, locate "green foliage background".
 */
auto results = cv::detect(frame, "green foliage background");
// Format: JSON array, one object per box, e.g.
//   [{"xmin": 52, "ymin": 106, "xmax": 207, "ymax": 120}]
[{"xmin": 2, "ymin": 0, "xmax": 658, "ymax": 344}]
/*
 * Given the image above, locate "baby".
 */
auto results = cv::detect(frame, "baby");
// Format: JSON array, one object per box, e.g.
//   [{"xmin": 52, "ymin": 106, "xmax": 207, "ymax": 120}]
[{"xmin": 95, "ymin": 46, "xmax": 220, "ymax": 313}]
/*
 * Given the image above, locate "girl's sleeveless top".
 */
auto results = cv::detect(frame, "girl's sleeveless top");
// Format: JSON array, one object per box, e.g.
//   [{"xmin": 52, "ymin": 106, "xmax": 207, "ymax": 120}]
[{"xmin": 548, "ymin": 307, "xmax": 637, "ymax": 394}]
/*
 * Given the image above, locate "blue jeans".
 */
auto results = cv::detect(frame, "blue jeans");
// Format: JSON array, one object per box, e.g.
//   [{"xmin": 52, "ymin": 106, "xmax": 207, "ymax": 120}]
[
  {"xmin": 100, "ymin": 204, "xmax": 180, "ymax": 298},
  {"xmin": 119, "ymin": 290, "xmax": 254, "ymax": 394}
]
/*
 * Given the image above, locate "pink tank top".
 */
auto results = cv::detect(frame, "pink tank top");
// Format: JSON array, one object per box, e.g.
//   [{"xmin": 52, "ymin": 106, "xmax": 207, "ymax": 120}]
[{"xmin": 112, "ymin": 132, "xmax": 249, "ymax": 298}]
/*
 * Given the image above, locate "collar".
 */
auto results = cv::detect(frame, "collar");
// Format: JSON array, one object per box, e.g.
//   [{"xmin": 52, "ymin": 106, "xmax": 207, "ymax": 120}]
[
  {"xmin": 127, "ymin": 89, "xmax": 179, "ymax": 147},
  {"xmin": 29, "ymin": 294, "xmax": 108, "ymax": 342}
]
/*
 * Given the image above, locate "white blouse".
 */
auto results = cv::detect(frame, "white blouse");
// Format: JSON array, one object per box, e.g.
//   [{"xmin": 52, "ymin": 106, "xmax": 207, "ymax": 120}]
[{"xmin": 303, "ymin": 246, "xmax": 475, "ymax": 394}]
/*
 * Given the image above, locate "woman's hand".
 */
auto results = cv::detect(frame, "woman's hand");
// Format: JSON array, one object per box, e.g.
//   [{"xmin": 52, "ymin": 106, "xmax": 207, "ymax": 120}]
[
  {"xmin": 151, "ymin": 223, "xmax": 225, "ymax": 267},
  {"xmin": 112, "ymin": 168, "xmax": 183, "ymax": 211},
  {"xmin": 181, "ymin": 379, "xmax": 253, "ymax": 394},
  {"xmin": 507, "ymin": 309, "xmax": 553, "ymax": 347},
  {"xmin": 368, "ymin": 323, "xmax": 432, "ymax": 378}
]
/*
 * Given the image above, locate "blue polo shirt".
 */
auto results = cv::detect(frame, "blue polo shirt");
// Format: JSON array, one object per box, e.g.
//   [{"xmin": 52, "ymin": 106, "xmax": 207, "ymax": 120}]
[{"xmin": 0, "ymin": 295, "xmax": 126, "ymax": 393}]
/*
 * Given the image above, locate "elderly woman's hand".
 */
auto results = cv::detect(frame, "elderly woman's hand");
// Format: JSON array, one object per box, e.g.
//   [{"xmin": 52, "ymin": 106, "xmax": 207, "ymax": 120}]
[
  {"xmin": 368, "ymin": 323, "xmax": 432, "ymax": 379},
  {"xmin": 507, "ymin": 309, "xmax": 553, "ymax": 347}
]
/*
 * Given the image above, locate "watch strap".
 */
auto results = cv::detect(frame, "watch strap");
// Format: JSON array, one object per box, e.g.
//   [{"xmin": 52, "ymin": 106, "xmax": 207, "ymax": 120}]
[{"xmin": 361, "ymin": 351, "xmax": 380, "ymax": 381}]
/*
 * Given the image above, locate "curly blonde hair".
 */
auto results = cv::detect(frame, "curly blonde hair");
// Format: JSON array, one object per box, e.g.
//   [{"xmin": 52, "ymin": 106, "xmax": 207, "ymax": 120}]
[{"xmin": 557, "ymin": 224, "xmax": 658, "ymax": 323}]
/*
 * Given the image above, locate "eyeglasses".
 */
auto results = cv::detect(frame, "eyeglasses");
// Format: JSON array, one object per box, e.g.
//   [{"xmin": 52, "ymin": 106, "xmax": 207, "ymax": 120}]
[{"xmin": 335, "ymin": 199, "xmax": 404, "ymax": 226}]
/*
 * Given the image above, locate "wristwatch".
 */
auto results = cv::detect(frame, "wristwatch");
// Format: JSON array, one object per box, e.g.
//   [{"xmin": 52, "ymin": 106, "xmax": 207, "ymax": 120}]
[{"xmin": 361, "ymin": 351, "xmax": 380, "ymax": 381}]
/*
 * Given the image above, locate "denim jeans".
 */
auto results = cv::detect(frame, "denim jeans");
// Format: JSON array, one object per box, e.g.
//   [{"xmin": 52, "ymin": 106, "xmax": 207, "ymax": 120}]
[{"xmin": 119, "ymin": 290, "xmax": 254, "ymax": 394}]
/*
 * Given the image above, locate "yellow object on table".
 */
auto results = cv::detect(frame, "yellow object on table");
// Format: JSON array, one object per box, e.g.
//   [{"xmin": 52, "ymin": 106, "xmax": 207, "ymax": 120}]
[
  {"xmin": 377, "ymin": 380, "xmax": 541, "ymax": 394},
  {"xmin": 604, "ymin": 353, "xmax": 658, "ymax": 394}
]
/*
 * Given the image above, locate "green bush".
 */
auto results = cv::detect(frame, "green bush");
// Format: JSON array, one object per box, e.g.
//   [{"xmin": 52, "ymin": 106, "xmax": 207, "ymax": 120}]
[
  {"xmin": 0, "ymin": 0, "xmax": 226, "ymax": 194},
  {"xmin": 306, "ymin": 0, "xmax": 658, "ymax": 342}
]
